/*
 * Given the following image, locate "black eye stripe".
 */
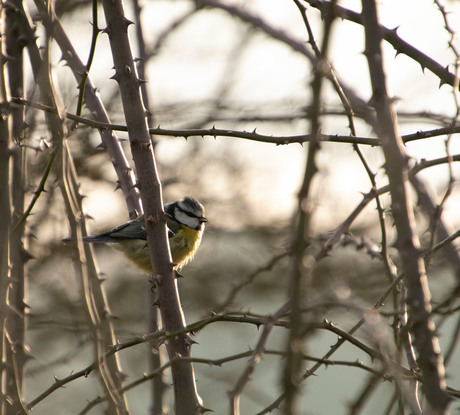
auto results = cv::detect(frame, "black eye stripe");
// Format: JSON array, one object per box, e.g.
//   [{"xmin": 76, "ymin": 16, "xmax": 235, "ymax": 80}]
[
  {"xmin": 184, "ymin": 210, "xmax": 200, "ymax": 219},
  {"xmin": 177, "ymin": 206, "xmax": 201, "ymax": 219}
]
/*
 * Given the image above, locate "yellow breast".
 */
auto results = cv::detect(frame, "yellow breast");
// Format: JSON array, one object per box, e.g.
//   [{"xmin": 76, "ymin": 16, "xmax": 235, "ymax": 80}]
[
  {"xmin": 111, "ymin": 227, "xmax": 203, "ymax": 272},
  {"xmin": 169, "ymin": 226, "xmax": 203, "ymax": 269}
]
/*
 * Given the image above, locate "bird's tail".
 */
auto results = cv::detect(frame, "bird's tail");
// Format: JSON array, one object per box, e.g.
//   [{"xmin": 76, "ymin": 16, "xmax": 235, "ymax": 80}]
[
  {"xmin": 81, "ymin": 235, "xmax": 116, "ymax": 243},
  {"xmin": 62, "ymin": 235, "xmax": 116, "ymax": 243}
]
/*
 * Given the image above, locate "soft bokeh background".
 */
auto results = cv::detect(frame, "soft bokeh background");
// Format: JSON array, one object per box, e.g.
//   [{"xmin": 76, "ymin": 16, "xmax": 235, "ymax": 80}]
[{"xmin": 19, "ymin": 0, "xmax": 460, "ymax": 413}]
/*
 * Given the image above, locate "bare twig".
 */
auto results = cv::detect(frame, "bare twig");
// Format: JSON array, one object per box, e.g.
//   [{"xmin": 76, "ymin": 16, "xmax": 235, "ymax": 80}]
[{"xmin": 229, "ymin": 303, "xmax": 290, "ymax": 415}]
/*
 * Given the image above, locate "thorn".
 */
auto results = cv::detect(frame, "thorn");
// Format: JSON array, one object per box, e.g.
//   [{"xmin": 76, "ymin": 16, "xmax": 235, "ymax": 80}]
[
  {"xmin": 21, "ymin": 249, "xmax": 34, "ymax": 263},
  {"xmin": 185, "ymin": 335, "xmax": 198, "ymax": 346},
  {"xmin": 89, "ymin": 23, "xmax": 102, "ymax": 34},
  {"xmin": 106, "ymin": 312, "xmax": 120, "ymax": 321},
  {"xmin": 101, "ymin": 25, "xmax": 112, "ymax": 37},
  {"xmin": 109, "ymin": 72, "xmax": 120, "ymax": 83},
  {"xmin": 118, "ymin": 371, "xmax": 129, "ymax": 382},
  {"xmin": 131, "ymin": 181, "xmax": 141, "ymax": 190},
  {"xmin": 154, "ymin": 273, "xmax": 163, "ymax": 286},
  {"xmin": 123, "ymin": 17, "xmax": 134, "ymax": 31},
  {"xmin": 199, "ymin": 405, "xmax": 214, "ymax": 413}
]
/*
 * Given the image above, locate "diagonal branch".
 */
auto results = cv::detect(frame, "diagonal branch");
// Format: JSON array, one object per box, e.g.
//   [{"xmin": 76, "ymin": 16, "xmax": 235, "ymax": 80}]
[
  {"xmin": 305, "ymin": 0, "xmax": 460, "ymax": 90},
  {"xmin": 32, "ymin": 0, "xmax": 142, "ymax": 218}
]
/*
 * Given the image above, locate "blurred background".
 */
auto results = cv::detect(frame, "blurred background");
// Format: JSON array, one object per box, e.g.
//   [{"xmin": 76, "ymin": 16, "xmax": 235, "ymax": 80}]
[{"xmin": 10, "ymin": 0, "xmax": 460, "ymax": 414}]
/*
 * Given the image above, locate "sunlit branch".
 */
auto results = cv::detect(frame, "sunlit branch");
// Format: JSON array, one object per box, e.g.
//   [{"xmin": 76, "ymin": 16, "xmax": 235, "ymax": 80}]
[
  {"xmin": 11, "ymin": 97, "xmax": 460, "ymax": 148},
  {"xmin": 27, "ymin": 306, "xmax": 409, "ymax": 410},
  {"xmin": 73, "ymin": 0, "xmax": 100, "ymax": 120},
  {"xmin": 426, "ymin": 1, "xmax": 460, "ymax": 276},
  {"xmin": 79, "ymin": 348, "xmax": 399, "ymax": 414},
  {"xmin": 362, "ymin": 0, "xmax": 449, "ymax": 412},
  {"xmin": 304, "ymin": 0, "xmax": 460, "ymax": 90}
]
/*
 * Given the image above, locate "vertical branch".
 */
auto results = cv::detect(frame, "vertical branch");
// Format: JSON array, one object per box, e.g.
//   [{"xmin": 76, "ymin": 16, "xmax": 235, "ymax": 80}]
[
  {"xmin": 425, "ymin": 0, "xmax": 460, "ymax": 275},
  {"xmin": 0, "ymin": 2, "xmax": 30, "ymax": 413},
  {"xmin": 131, "ymin": 0, "xmax": 154, "ymax": 135},
  {"xmin": 73, "ymin": 0, "xmax": 100, "ymax": 119},
  {"xmin": 100, "ymin": 1, "xmax": 204, "ymax": 413},
  {"xmin": 283, "ymin": 2, "xmax": 335, "ymax": 413},
  {"xmin": 59, "ymin": 139, "xmax": 130, "ymax": 415},
  {"xmin": 130, "ymin": 1, "xmax": 169, "ymax": 413},
  {"xmin": 361, "ymin": 0, "xmax": 451, "ymax": 413},
  {"xmin": 20, "ymin": 3, "xmax": 131, "ymax": 412},
  {"xmin": 0, "ymin": 3, "xmax": 13, "ymax": 414},
  {"xmin": 5, "ymin": 0, "xmax": 28, "ymax": 412}
]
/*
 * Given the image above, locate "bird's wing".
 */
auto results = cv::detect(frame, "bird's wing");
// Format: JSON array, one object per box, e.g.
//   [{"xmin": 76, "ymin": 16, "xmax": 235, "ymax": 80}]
[
  {"xmin": 84, "ymin": 214, "xmax": 178, "ymax": 243},
  {"xmin": 85, "ymin": 216, "xmax": 147, "ymax": 243},
  {"xmin": 108, "ymin": 220, "xmax": 147, "ymax": 240}
]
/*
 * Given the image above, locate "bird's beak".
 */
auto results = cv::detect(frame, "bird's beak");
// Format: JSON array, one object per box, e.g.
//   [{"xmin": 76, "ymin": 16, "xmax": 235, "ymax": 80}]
[{"xmin": 200, "ymin": 216, "xmax": 208, "ymax": 223}]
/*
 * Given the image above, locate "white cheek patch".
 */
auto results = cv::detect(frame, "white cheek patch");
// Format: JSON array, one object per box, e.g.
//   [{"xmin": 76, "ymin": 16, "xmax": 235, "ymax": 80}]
[{"xmin": 175, "ymin": 208, "xmax": 200, "ymax": 229}]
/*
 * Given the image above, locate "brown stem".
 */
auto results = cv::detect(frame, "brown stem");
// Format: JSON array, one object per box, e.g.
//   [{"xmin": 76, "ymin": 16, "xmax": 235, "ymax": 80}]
[{"xmin": 361, "ymin": 0, "xmax": 451, "ymax": 413}]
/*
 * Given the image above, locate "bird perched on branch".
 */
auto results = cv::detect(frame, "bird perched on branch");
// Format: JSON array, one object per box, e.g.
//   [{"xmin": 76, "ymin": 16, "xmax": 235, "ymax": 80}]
[{"xmin": 69, "ymin": 196, "xmax": 207, "ymax": 272}]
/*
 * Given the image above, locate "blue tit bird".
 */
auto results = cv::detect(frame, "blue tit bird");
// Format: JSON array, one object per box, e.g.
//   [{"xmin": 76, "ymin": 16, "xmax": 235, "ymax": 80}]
[{"xmin": 77, "ymin": 196, "xmax": 207, "ymax": 272}]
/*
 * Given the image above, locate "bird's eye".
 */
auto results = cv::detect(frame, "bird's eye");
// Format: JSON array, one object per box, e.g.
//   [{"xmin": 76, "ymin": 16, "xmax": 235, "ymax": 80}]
[{"xmin": 182, "ymin": 209, "xmax": 199, "ymax": 219}]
